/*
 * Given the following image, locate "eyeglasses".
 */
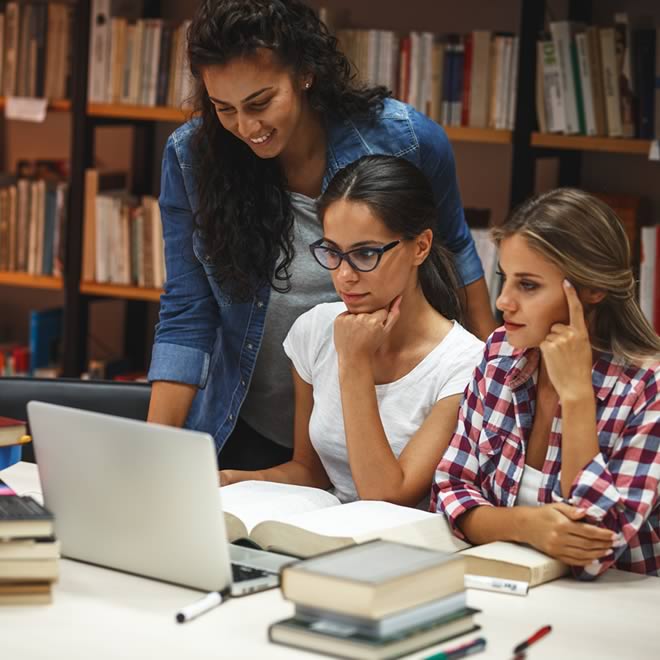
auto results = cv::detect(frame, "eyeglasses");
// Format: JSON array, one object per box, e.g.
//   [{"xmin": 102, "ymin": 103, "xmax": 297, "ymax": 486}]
[{"xmin": 309, "ymin": 239, "xmax": 401, "ymax": 273}]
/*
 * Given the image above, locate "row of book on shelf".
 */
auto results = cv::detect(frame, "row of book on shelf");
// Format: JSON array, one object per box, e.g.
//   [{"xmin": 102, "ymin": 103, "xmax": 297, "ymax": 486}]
[
  {"xmin": 87, "ymin": 0, "xmax": 193, "ymax": 109},
  {"xmin": 537, "ymin": 15, "xmax": 660, "ymax": 139},
  {"xmin": 0, "ymin": 2, "xmax": 72, "ymax": 101},
  {"xmin": 82, "ymin": 169, "xmax": 166, "ymax": 289},
  {"xmin": 0, "ymin": 160, "xmax": 68, "ymax": 277},
  {"xmin": 0, "ymin": 471, "xmax": 58, "ymax": 605},
  {"xmin": 338, "ymin": 29, "xmax": 519, "ymax": 130}
]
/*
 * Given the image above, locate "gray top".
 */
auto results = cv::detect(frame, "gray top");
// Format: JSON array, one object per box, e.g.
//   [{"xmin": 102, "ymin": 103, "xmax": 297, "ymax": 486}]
[{"xmin": 239, "ymin": 193, "xmax": 339, "ymax": 447}]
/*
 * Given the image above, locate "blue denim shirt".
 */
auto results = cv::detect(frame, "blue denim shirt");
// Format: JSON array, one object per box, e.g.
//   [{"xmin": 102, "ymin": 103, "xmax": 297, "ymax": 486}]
[{"xmin": 148, "ymin": 98, "xmax": 484, "ymax": 452}]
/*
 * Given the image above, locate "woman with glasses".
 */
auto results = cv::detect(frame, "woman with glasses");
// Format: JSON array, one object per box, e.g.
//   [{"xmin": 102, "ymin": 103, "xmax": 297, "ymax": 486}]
[
  {"xmin": 147, "ymin": 0, "xmax": 496, "ymax": 473},
  {"xmin": 219, "ymin": 156, "xmax": 484, "ymax": 506}
]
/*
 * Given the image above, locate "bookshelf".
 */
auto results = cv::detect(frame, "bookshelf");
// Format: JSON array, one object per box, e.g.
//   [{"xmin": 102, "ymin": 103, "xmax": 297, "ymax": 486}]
[
  {"xmin": 0, "ymin": 273, "xmax": 63, "ymax": 291},
  {"xmin": 80, "ymin": 282, "xmax": 163, "ymax": 303},
  {"xmin": 532, "ymin": 133, "xmax": 653, "ymax": 156},
  {"xmin": 1, "ymin": 0, "xmax": 658, "ymax": 379}
]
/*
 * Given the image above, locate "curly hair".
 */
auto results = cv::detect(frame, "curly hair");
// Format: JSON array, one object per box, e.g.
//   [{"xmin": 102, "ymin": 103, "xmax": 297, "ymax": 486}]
[{"xmin": 186, "ymin": 0, "xmax": 390, "ymax": 300}]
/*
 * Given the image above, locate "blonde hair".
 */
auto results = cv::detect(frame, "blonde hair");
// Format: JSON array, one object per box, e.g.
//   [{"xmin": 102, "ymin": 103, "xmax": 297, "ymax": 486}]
[{"xmin": 492, "ymin": 188, "xmax": 660, "ymax": 365}]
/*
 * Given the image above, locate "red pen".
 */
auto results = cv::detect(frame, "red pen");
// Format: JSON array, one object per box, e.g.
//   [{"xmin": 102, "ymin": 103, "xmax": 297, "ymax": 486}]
[{"xmin": 513, "ymin": 625, "xmax": 552, "ymax": 655}]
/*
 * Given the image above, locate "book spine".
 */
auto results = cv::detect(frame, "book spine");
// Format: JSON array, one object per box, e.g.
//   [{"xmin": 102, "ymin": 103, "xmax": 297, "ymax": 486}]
[
  {"xmin": 550, "ymin": 21, "xmax": 580, "ymax": 134},
  {"xmin": 633, "ymin": 29, "xmax": 656, "ymax": 140},
  {"xmin": 570, "ymin": 35, "xmax": 587, "ymax": 135},
  {"xmin": 586, "ymin": 26, "xmax": 607, "ymax": 136},
  {"xmin": 461, "ymin": 34, "xmax": 472, "ymax": 126},
  {"xmin": 599, "ymin": 28, "xmax": 623, "ymax": 138},
  {"xmin": 3, "ymin": 3, "xmax": 19, "ymax": 97},
  {"xmin": 87, "ymin": 0, "xmax": 111, "ymax": 103},
  {"xmin": 614, "ymin": 12, "xmax": 635, "ymax": 138}
]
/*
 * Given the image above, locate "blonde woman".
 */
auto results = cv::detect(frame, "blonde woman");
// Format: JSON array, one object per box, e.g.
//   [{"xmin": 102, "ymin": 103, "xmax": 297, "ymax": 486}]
[{"xmin": 432, "ymin": 188, "xmax": 660, "ymax": 579}]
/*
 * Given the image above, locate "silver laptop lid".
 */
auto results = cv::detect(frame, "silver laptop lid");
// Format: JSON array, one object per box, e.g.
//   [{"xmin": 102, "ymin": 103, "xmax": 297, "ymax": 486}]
[{"xmin": 27, "ymin": 401, "xmax": 232, "ymax": 592}]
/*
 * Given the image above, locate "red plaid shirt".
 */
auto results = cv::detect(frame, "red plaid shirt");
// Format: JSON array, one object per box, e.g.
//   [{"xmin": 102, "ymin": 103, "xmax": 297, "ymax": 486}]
[{"xmin": 431, "ymin": 329, "xmax": 660, "ymax": 579}]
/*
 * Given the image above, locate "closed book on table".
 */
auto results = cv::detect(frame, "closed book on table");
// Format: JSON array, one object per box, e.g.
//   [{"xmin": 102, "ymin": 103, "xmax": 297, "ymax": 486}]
[
  {"xmin": 0, "ymin": 418, "xmax": 27, "ymax": 447},
  {"xmin": 0, "ymin": 558, "xmax": 59, "ymax": 582},
  {"xmin": 0, "ymin": 537, "xmax": 60, "ymax": 560},
  {"xmin": 0, "ymin": 581, "xmax": 52, "ymax": 605},
  {"xmin": 461, "ymin": 541, "xmax": 568, "ymax": 586},
  {"xmin": 281, "ymin": 540, "xmax": 465, "ymax": 619},
  {"xmin": 269, "ymin": 608, "xmax": 479, "ymax": 660},
  {"xmin": 294, "ymin": 591, "xmax": 467, "ymax": 640},
  {"xmin": 0, "ymin": 496, "xmax": 54, "ymax": 539}
]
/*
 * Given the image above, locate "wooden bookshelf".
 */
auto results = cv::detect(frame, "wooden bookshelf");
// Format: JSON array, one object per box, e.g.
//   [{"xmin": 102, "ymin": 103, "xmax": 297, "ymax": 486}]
[
  {"xmin": 80, "ymin": 281, "xmax": 163, "ymax": 302},
  {"xmin": 0, "ymin": 98, "xmax": 71, "ymax": 112},
  {"xmin": 445, "ymin": 126, "xmax": 512, "ymax": 145},
  {"xmin": 88, "ymin": 103, "xmax": 191, "ymax": 123},
  {"xmin": 0, "ymin": 272, "xmax": 63, "ymax": 290},
  {"xmin": 531, "ymin": 133, "xmax": 653, "ymax": 156}
]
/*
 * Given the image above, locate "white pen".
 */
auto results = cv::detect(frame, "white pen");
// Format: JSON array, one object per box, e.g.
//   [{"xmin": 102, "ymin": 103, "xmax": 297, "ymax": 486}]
[
  {"xmin": 464, "ymin": 574, "xmax": 529, "ymax": 596},
  {"xmin": 175, "ymin": 591, "xmax": 224, "ymax": 623}
]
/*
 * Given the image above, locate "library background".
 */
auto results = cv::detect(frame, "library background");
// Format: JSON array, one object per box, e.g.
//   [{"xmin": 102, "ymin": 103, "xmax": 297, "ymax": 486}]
[{"xmin": 0, "ymin": 0, "xmax": 659, "ymax": 383}]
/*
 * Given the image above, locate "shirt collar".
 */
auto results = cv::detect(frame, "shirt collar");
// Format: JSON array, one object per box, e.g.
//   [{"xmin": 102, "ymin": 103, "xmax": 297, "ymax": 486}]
[{"xmin": 504, "ymin": 345, "xmax": 624, "ymax": 403}]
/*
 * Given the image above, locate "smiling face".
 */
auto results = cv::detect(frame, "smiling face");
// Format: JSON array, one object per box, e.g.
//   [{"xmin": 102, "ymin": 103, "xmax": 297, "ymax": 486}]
[
  {"xmin": 321, "ymin": 199, "xmax": 428, "ymax": 313},
  {"xmin": 201, "ymin": 49, "xmax": 310, "ymax": 159},
  {"xmin": 496, "ymin": 234, "xmax": 571, "ymax": 349}
]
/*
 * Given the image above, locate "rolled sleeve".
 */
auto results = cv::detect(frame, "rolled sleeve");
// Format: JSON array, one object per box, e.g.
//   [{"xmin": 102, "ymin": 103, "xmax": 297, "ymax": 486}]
[
  {"xmin": 566, "ymin": 383, "xmax": 660, "ymax": 580},
  {"xmin": 150, "ymin": 128, "xmax": 222, "ymax": 385},
  {"xmin": 148, "ymin": 342, "xmax": 211, "ymax": 389}
]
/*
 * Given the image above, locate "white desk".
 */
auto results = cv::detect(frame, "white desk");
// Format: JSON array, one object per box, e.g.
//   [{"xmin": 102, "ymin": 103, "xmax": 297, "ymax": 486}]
[{"xmin": 2, "ymin": 462, "xmax": 659, "ymax": 660}]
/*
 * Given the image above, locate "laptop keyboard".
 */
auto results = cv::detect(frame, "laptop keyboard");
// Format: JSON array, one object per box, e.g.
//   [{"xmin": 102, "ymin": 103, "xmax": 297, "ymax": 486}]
[{"xmin": 231, "ymin": 563, "xmax": 269, "ymax": 582}]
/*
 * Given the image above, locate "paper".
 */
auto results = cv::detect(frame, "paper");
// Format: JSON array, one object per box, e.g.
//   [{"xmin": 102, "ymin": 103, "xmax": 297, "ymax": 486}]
[
  {"xmin": 649, "ymin": 140, "xmax": 659, "ymax": 162},
  {"xmin": 4, "ymin": 97, "xmax": 48, "ymax": 123}
]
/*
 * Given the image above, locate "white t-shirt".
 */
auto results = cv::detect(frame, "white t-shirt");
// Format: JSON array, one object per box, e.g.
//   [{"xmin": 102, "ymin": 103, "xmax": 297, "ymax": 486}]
[{"xmin": 283, "ymin": 302, "xmax": 484, "ymax": 503}]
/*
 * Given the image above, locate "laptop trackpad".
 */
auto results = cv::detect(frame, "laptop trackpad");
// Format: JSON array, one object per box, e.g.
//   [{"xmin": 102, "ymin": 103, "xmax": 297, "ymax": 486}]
[{"xmin": 229, "ymin": 544, "xmax": 296, "ymax": 573}]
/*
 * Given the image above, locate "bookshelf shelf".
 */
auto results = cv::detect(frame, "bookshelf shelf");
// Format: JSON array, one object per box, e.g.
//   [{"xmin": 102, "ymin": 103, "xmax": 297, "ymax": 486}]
[
  {"xmin": 0, "ymin": 98, "xmax": 71, "ymax": 112},
  {"xmin": 0, "ymin": 272, "xmax": 63, "ymax": 290},
  {"xmin": 444, "ymin": 126, "xmax": 512, "ymax": 145},
  {"xmin": 531, "ymin": 133, "xmax": 653, "ymax": 156},
  {"xmin": 80, "ymin": 281, "xmax": 163, "ymax": 302},
  {"xmin": 87, "ymin": 103, "xmax": 191, "ymax": 123}
]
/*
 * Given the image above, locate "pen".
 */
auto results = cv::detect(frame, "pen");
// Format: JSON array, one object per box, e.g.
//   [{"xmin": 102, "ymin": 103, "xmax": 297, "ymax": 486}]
[
  {"xmin": 175, "ymin": 591, "xmax": 224, "ymax": 623},
  {"xmin": 513, "ymin": 625, "xmax": 552, "ymax": 654},
  {"xmin": 423, "ymin": 636, "xmax": 486, "ymax": 660},
  {"xmin": 464, "ymin": 574, "xmax": 529, "ymax": 596}
]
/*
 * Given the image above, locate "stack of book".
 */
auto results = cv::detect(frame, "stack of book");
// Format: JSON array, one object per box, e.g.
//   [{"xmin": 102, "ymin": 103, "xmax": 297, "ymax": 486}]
[
  {"xmin": 0, "ymin": 478, "xmax": 59, "ymax": 605},
  {"xmin": 270, "ymin": 540, "xmax": 478, "ymax": 660}
]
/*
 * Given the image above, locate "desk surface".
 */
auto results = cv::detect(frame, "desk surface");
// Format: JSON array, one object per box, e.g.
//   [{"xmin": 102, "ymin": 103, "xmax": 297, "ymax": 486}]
[{"xmin": 2, "ymin": 462, "xmax": 659, "ymax": 660}]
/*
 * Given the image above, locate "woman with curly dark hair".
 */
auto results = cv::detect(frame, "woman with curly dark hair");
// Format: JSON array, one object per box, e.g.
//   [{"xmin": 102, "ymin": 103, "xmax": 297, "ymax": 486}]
[{"xmin": 147, "ymin": 0, "xmax": 496, "ymax": 471}]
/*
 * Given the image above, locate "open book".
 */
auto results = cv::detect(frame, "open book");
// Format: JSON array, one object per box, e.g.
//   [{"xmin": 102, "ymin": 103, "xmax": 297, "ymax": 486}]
[{"xmin": 219, "ymin": 481, "xmax": 469, "ymax": 558}]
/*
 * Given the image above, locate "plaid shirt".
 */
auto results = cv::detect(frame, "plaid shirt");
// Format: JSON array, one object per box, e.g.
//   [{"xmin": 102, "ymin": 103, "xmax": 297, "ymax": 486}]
[{"xmin": 431, "ymin": 329, "xmax": 660, "ymax": 579}]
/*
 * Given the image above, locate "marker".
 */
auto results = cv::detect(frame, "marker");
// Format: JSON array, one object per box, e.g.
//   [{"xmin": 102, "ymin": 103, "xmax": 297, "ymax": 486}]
[
  {"xmin": 464, "ymin": 574, "xmax": 529, "ymax": 596},
  {"xmin": 175, "ymin": 591, "xmax": 224, "ymax": 623},
  {"xmin": 513, "ymin": 625, "xmax": 552, "ymax": 655},
  {"xmin": 423, "ymin": 636, "xmax": 486, "ymax": 660}
]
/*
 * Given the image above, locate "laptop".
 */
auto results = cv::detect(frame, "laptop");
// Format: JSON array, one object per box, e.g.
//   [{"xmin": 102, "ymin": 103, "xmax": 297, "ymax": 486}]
[{"xmin": 27, "ymin": 400, "xmax": 293, "ymax": 595}]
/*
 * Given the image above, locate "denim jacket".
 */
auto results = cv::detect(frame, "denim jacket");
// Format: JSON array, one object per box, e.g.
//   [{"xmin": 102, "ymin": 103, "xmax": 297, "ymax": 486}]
[{"xmin": 148, "ymin": 98, "xmax": 484, "ymax": 452}]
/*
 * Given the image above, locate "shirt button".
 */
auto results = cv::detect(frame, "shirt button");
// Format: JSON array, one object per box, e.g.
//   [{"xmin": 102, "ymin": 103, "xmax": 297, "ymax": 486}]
[
  {"xmin": 229, "ymin": 414, "xmax": 233, "ymax": 421},
  {"xmin": 241, "ymin": 380, "xmax": 246, "ymax": 387},
  {"xmin": 247, "ymin": 343, "xmax": 253, "ymax": 350},
  {"xmin": 256, "ymin": 301, "xmax": 264, "ymax": 308}
]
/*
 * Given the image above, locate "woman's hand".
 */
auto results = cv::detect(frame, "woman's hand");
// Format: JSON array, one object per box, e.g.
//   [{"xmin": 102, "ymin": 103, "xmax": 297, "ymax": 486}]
[
  {"xmin": 520, "ymin": 503, "xmax": 615, "ymax": 566},
  {"xmin": 218, "ymin": 470, "xmax": 232, "ymax": 486},
  {"xmin": 540, "ymin": 280, "xmax": 594, "ymax": 403},
  {"xmin": 333, "ymin": 295, "xmax": 402, "ymax": 362}
]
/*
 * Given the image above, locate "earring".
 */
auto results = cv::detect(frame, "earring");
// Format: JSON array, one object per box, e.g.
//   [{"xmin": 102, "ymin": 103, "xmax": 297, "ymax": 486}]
[{"xmin": 304, "ymin": 82, "xmax": 311, "ymax": 89}]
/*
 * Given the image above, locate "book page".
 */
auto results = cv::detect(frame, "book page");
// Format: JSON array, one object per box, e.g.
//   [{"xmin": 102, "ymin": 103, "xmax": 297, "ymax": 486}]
[
  {"xmin": 270, "ymin": 500, "xmax": 468, "ymax": 553},
  {"xmin": 219, "ymin": 481, "xmax": 340, "ymax": 534}
]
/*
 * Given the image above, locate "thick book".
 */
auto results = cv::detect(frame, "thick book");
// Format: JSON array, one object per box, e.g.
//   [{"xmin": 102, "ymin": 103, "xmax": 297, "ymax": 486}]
[
  {"xmin": 269, "ymin": 608, "xmax": 479, "ymax": 660},
  {"xmin": 461, "ymin": 541, "xmax": 569, "ymax": 587},
  {"xmin": 0, "ymin": 558, "xmax": 59, "ymax": 582},
  {"xmin": 280, "ymin": 540, "xmax": 465, "ymax": 619},
  {"xmin": 0, "ymin": 495, "xmax": 54, "ymax": 540},
  {"xmin": 0, "ymin": 417, "xmax": 27, "ymax": 447},
  {"xmin": 0, "ymin": 537, "xmax": 59, "ymax": 561},
  {"xmin": 220, "ymin": 481, "xmax": 468, "ymax": 559},
  {"xmin": 294, "ymin": 591, "xmax": 467, "ymax": 640},
  {"xmin": 0, "ymin": 581, "xmax": 52, "ymax": 605}
]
